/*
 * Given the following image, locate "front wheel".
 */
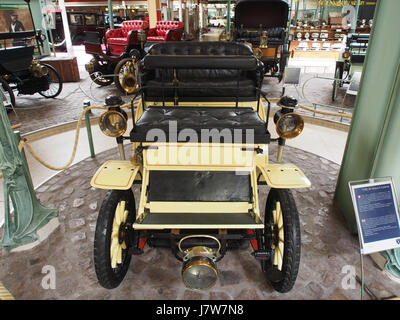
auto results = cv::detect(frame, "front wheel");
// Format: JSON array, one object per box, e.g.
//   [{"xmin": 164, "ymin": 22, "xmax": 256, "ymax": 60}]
[
  {"xmin": 262, "ymin": 188, "xmax": 301, "ymax": 293},
  {"xmin": 38, "ymin": 64, "xmax": 63, "ymax": 98},
  {"xmin": 113, "ymin": 58, "xmax": 137, "ymax": 95},
  {"xmin": 89, "ymin": 58, "xmax": 114, "ymax": 86},
  {"xmin": 93, "ymin": 189, "xmax": 136, "ymax": 289}
]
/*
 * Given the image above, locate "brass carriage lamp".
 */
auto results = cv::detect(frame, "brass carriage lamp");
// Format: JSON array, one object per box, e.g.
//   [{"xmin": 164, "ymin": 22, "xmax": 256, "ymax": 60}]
[{"xmin": 273, "ymin": 96, "xmax": 304, "ymax": 162}]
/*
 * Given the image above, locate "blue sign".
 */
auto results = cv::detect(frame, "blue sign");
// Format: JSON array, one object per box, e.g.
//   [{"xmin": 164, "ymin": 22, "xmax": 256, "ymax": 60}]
[{"xmin": 350, "ymin": 180, "xmax": 400, "ymax": 255}]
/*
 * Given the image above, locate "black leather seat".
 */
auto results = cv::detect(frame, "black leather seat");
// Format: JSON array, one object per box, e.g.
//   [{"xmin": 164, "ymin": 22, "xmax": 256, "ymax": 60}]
[
  {"xmin": 130, "ymin": 106, "xmax": 270, "ymax": 144},
  {"xmin": 234, "ymin": 27, "xmax": 286, "ymax": 46},
  {"xmin": 138, "ymin": 41, "xmax": 264, "ymax": 102}
]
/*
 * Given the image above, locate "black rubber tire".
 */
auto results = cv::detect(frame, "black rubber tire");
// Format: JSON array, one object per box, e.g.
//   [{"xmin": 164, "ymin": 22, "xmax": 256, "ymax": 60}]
[
  {"xmin": 93, "ymin": 189, "xmax": 136, "ymax": 289},
  {"xmin": 38, "ymin": 64, "xmax": 63, "ymax": 98},
  {"xmin": 89, "ymin": 58, "xmax": 114, "ymax": 86},
  {"xmin": 113, "ymin": 58, "xmax": 137, "ymax": 95},
  {"xmin": 0, "ymin": 78, "xmax": 16, "ymax": 112},
  {"xmin": 263, "ymin": 188, "xmax": 301, "ymax": 293}
]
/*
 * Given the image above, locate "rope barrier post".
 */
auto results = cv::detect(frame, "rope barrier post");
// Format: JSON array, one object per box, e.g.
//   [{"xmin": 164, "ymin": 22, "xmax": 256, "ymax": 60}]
[
  {"xmin": 0, "ymin": 97, "xmax": 58, "ymax": 251},
  {"xmin": 83, "ymin": 100, "xmax": 95, "ymax": 159}
]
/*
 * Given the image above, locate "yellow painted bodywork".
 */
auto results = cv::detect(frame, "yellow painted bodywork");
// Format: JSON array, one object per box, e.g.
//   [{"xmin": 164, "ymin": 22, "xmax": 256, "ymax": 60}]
[
  {"xmin": 91, "ymin": 97, "xmax": 311, "ymax": 231},
  {"xmin": 90, "ymin": 160, "xmax": 140, "ymax": 190},
  {"xmin": 256, "ymin": 155, "xmax": 311, "ymax": 188}
]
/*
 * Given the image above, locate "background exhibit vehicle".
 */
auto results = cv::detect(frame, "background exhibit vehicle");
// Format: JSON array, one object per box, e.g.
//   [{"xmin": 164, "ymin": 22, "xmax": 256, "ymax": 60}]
[{"xmin": 90, "ymin": 42, "xmax": 310, "ymax": 292}]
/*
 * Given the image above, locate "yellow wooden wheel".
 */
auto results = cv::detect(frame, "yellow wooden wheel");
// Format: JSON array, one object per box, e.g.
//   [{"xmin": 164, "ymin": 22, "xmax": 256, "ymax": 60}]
[
  {"xmin": 271, "ymin": 201, "xmax": 284, "ymax": 271},
  {"xmin": 263, "ymin": 188, "xmax": 301, "ymax": 293},
  {"xmin": 110, "ymin": 200, "xmax": 129, "ymax": 269},
  {"xmin": 94, "ymin": 189, "xmax": 135, "ymax": 289}
]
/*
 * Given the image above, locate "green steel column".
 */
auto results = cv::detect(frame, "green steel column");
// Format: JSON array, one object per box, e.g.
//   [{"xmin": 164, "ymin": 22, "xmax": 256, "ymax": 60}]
[
  {"xmin": 167, "ymin": 0, "xmax": 172, "ymax": 20},
  {"xmin": 108, "ymin": 0, "xmax": 114, "ymax": 29},
  {"xmin": 334, "ymin": 0, "xmax": 400, "ymax": 233},
  {"xmin": 226, "ymin": 0, "xmax": 231, "ymax": 35},
  {"xmin": 0, "ymin": 98, "xmax": 58, "ymax": 251},
  {"xmin": 351, "ymin": 0, "xmax": 361, "ymax": 33}
]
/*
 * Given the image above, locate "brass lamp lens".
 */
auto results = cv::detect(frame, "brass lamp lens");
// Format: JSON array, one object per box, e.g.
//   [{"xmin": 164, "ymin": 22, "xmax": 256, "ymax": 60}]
[
  {"xmin": 276, "ymin": 113, "xmax": 304, "ymax": 139},
  {"xmin": 182, "ymin": 257, "xmax": 218, "ymax": 291},
  {"xmin": 99, "ymin": 110, "xmax": 127, "ymax": 137}
]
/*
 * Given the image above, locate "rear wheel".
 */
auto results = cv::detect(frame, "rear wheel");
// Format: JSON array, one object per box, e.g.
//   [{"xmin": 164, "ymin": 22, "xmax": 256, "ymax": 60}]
[
  {"xmin": 262, "ymin": 188, "xmax": 301, "ymax": 293},
  {"xmin": 94, "ymin": 189, "xmax": 136, "ymax": 289},
  {"xmin": 113, "ymin": 58, "xmax": 137, "ymax": 95},
  {"xmin": 0, "ymin": 78, "xmax": 16, "ymax": 113},
  {"xmin": 38, "ymin": 64, "xmax": 63, "ymax": 98}
]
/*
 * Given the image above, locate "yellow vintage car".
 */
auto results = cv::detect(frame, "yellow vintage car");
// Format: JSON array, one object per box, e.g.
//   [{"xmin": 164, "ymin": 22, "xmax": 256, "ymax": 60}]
[{"xmin": 90, "ymin": 41, "xmax": 310, "ymax": 292}]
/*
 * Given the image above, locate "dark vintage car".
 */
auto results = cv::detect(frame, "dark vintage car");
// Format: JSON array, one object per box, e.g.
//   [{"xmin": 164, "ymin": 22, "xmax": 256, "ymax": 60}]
[
  {"xmin": 49, "ymin": 11, "xmax": 107, "ymax": 48},
  {"xmin": 233, "ymin": 0, "xmax": 291, "ymax": 81},
  {"xmin": 0, "ymin": 31, "xmax": 62, "ymax": 111}
]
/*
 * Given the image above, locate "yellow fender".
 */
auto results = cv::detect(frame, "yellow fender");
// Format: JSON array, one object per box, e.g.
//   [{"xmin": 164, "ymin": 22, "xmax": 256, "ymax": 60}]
[
  {"xmin": 90, "ymin": 160, "xmax": 140, "ymax": 190},
  {"xmin": 256, "ymin": 155, "xmax": 311, "ymax": 188}
]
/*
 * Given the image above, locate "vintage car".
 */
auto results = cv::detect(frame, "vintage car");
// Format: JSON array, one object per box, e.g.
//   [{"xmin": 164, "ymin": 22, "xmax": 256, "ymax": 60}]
[
  {"xmin": 84, "ymin": 20, "xmax": 184, "ymax": 95},
  {"xmin": 332, "ymin": 33, "xmax": 369, "ymax": 101},
  {"xmin": 49, "ymin": 11, "xmax": 107, "ymax": 48},
  {"xmin": 0, "ymin": 30, "xmax": 62, "ymax": 112},
  {"xmin": 233, "ymin": 0, "xmax": 291, "ymax": 81},
  {"xmin": 89, "ymin": 41, "xmax": 310, "ymax": 293}
]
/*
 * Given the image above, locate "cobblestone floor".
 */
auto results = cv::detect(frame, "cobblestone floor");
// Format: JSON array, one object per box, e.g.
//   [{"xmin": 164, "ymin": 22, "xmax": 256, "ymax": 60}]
[{"xmin": 1, "ymin": 144, "xmax": 399, "ymax": 300}]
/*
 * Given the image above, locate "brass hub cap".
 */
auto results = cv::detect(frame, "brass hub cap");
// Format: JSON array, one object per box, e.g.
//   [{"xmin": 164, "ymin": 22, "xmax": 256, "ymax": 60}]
[
  {"xmin": 118, "ymin": 60, "xmax": 136, "ymax": 94},
  {"xmin": 271, "ymin": 201, "xmax": 284, "ymax": 271},
  {"xmin": 110, "ymin": 201, "xmax": 129, "ymax": 269}
]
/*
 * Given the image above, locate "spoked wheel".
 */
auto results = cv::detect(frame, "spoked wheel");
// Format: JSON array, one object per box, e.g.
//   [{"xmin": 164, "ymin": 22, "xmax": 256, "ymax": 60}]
[
  {"xmin": 38, "ymin": 64, "xmax": 63, "ymax": 98},
  {"xmin": 89, "ymin": 58, "xmax": 114, "ymax": 86},
  {"xmin": 262, "ymin": 188, "xmax": 301, "ymax": 293},
  {"xmin": 113, "ymin": 58, "xmax": 137, "ymax": 95},
  {"xmin": 0, "ymin": 78, "xmax": 16, "ymax": 113},
  {"xmin": 94, "ymin": 189, "xmax": 136, "ymax": 289}
]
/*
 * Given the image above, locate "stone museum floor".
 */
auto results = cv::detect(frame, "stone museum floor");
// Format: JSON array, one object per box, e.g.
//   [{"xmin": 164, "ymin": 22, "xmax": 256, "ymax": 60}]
[
  {"xmin": 1, "ymin": 144, "xmax": 400, "ymax": 300},
  {"xmin": 1, "ymin": 37, "xmax": 399, "ymax": 300}
]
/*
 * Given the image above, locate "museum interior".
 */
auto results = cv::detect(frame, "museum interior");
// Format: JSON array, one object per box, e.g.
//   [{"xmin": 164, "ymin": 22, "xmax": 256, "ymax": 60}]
[{"xmin": 0, "ymin": 0, "xmax": 400, "ymax": 302}]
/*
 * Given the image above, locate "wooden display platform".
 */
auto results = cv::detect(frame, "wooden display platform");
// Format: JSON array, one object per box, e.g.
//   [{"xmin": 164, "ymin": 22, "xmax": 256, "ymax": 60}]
[{"xmin": 40, "ymin": 56, "xmax": 80, "ymax": 82}]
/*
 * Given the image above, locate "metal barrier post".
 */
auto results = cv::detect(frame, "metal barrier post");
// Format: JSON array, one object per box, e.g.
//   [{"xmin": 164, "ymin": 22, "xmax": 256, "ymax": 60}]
[
  {"xmin": 83, "ymin": 100, "xmax": 95, "ymax": 158},
  {"xmin": 0, "ymin": 97, "xmax": 58, "ymax": 251}
]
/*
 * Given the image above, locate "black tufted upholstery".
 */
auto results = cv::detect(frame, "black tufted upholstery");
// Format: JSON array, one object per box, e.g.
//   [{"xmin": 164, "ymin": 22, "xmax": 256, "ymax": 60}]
[
  {"xmin": 148, "ymin": 41, "xmax": 254, "ymax": 56},
  {"xmin": 130, "ymin": 107, "xmax": 269, "ymax": 144},
  {"xmin": 139, "ymin": 41, "xmax": 264, "ymax": 102},
  {"xmin": 234, "ymin": 27, "xmax": 286, "ymax": 46}
]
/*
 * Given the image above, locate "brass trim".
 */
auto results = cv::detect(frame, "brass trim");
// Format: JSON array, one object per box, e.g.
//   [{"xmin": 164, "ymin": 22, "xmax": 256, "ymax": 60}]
[{"xmin": 182, "ymin": 258, "xmax": 218, "ymax": 291}]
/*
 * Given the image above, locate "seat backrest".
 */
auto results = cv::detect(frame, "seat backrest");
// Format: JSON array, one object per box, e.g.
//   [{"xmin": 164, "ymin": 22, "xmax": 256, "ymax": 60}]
[
  {"xmin": 121, "ymin": 20, "xmax": 149, "ymax": 37},
  {"xmin": 155, "ymin": 21, "xmax": 184, "ymax": 36},
  {"xmin": 148, "ymin": 41, "xmax": 254, "ymax": 56},
  {"xmin": 139, "ymin": 42, "xmax": 264, "ymax": 102},
  {"xmin": 0, "ymin": 46, "xmax": 34, "ymax": 73}
]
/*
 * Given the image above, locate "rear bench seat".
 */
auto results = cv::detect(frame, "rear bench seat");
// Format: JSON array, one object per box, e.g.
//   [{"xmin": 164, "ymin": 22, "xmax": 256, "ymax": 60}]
[
  {"xmin": 138, "ymin": 41, "xmax": 265, "ymax": 102},
  {"xmin": 131, "ymin": 42, "xmax": 269, "ymax": 144}
]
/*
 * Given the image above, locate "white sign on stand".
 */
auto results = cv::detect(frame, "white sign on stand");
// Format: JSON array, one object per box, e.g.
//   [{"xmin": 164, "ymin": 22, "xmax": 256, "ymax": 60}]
[{"xmin": 349, "ymin": 178, "xmax": 400, "ymax": 255}]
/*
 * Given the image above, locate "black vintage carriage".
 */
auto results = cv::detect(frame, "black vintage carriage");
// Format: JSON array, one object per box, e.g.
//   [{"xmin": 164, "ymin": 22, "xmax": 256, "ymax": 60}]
[
  {"xmin": 233, "ymin": 0, "xmax": 290, "ymax": 81},
  {"xmin": 0, "ymin": 30, "xmax": 62, "ymax": 112}
]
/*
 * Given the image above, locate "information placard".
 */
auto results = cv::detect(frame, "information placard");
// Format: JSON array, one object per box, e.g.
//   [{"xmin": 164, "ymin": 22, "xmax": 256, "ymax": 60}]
[{"xmin": 349, "ymin": 179, "xmax": 400, "ymax": 255}]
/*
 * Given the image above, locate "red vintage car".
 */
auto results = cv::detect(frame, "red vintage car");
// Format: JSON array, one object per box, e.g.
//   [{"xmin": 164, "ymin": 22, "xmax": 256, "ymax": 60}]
[{"xmin": 84, "ymin": 20, "xmax": 184, "ymax": 94}]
